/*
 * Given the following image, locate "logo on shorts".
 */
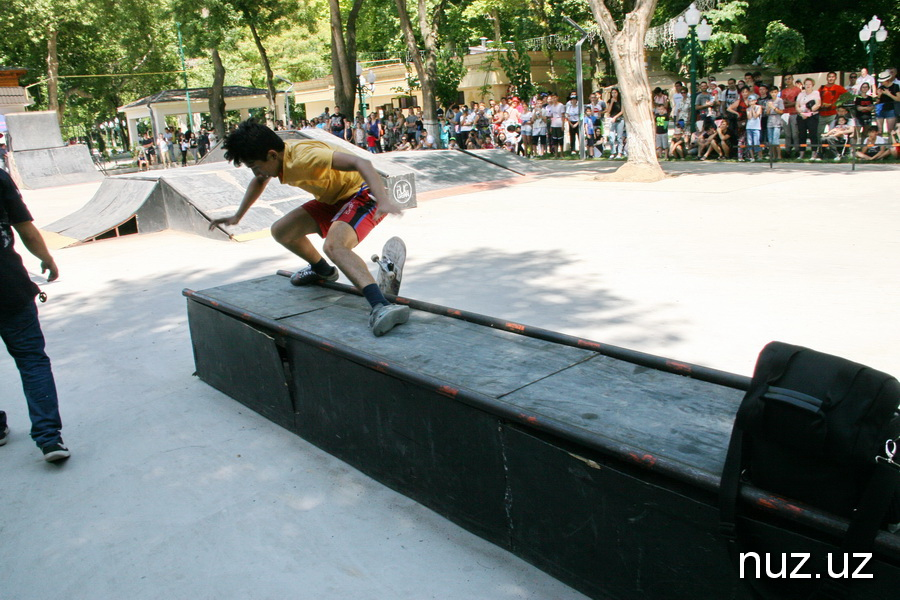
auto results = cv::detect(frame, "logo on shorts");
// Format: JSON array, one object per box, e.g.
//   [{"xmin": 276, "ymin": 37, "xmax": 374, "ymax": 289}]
[{"xmin": 392, "ymin": 179, "xmax": 413, "ymax": 204}]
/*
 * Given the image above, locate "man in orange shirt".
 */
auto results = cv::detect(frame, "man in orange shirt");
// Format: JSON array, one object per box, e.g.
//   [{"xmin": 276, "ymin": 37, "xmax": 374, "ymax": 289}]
[
  {"xmin": 780, "ymin": 74, "xmax": 801, "ymax": 157},
  {"xmin": 818, "ymin": 71, "xmax": 847, "ymax": 139},
  {"xmin": 210, "ymin": 120, "xmax": 409, "ymax": 337}
]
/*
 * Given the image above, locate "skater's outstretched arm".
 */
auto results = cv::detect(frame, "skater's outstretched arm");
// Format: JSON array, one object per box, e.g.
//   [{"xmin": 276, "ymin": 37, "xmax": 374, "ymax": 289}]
[{"xmin": 209, "ymin": 174, "xmax": 269, "ymax": 229}]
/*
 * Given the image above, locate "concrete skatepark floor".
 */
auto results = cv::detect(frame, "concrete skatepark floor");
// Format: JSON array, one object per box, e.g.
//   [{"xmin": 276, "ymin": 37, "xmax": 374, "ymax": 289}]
[{"xmin": 2, "ymin": 159, "xmax": 899, "ymax": 599}]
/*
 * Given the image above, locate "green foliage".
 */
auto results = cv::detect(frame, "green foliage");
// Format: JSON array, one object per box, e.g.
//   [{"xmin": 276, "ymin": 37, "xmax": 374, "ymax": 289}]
[
  {"xmin": 434, "ymin": 51, "xmax": 466, "ymax": 108},
  {"xmin": 659, "ymin": 0, "xmax": 748, "ymax": 77},
  {"xmin": 760, "ymin": 21, "xmax": 806, "ymax": 73},
  {"xmin": 0, "ymin": 0, "xmax": 182, "ymax": 129},
  {"xmin": 497, "ymin": 39, "xmax": 535, "ymax": 100},
  {"xmin": 696, "ymin": 1, "xmax": 749, "ymax": 74},
  {"xmin": 546, "ymin": 59, "xmax": 576, "ymax": 95},
  {"xmin": 391, "ymin": 69, "xmax": 420, "ymax": 96}
]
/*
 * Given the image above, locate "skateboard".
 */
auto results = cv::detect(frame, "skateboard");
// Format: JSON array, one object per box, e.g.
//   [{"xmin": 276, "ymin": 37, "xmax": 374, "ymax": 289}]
[{"xmin": 371, "ymin": 236, "xmax": 406, "ymax": 296}]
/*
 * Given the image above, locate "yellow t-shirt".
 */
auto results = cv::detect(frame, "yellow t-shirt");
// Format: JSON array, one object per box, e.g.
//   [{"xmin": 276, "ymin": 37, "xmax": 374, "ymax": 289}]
[{"xmin": 278, "ymin": 140, "xmax": 365, "ymax": 205}]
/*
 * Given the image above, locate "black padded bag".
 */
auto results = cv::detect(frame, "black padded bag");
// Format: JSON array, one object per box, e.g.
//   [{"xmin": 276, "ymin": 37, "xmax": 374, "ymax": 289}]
[
  {"xmin": 737, "ymin": 342, "xmax": 900, "ymax": 518},
  {"xmin": 720, "ymin": 342, "xmax": 900, "ymax": 599}
]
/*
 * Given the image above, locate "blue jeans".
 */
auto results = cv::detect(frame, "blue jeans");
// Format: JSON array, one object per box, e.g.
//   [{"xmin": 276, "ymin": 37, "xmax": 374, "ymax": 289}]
[
  {"xmin": 746, "ymin": 128, "xmax": 761, "ymax": 155},
  {"xmin": 0, "ymin": 302, "xmax": 63, "ymax": 447}
]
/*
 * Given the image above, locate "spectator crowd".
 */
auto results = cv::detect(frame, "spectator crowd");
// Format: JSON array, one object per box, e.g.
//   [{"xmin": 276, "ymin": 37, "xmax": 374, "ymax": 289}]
[
  {"xmin": 89, "ymin": 64, "xmax": 897, "ymax": 173},
  {"xmin": 296, "ymin": 66, "xmax": 899, "ymax": 164},
  {"xmin": 133, "ymin": 127, "xmax": 218, "ymax": 171}
]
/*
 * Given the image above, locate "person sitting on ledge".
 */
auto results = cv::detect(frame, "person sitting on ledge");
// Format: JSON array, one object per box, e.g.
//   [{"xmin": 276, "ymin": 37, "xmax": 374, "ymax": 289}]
[
  {"xmin": 855, "ymin": 126, "xmax": 892, "ymax": 162},
  {"xmin": 209, "ymin": 120, "xmax": 409, "ymax": 337}
]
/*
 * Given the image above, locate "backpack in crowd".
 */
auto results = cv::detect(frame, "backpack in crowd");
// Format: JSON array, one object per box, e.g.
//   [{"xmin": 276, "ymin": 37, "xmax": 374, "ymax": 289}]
[{"xmin": 720, "ymin": 341, "xmax": 900, "ymax": 598}]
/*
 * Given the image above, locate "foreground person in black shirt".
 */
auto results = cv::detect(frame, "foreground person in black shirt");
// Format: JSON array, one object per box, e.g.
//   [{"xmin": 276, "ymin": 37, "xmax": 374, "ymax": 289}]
[{"xmin": 0, "ymin": 170, "xmax": 69, "ymax": 462}]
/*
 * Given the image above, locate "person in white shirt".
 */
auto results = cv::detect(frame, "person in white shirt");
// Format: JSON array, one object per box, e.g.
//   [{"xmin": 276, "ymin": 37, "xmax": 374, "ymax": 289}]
[
  {"xmin": 519, "ymin": 105, "xmax": 534, "ymax": 157},
  {"xmin": 544, "ymin": 92, "xmax": 566, "ymax": 157},
  {"xmin": 855, "ymin": 126, "xmax": 890, "ymax": 160},
  {"xmin": 854, "ymin": 68, "xmax": 876, "ymax": 96},
  {"xmin": 589, "ymin": 91, "xmax": 607, "ymax": 121},
  {"xmin": 564, "ymin": 92, "xmax": 581, "ymax": 154},
  {"xmin": 671, "ymin": 82, "xmax": 687, "ymax": 129},
  {"xmin": 795, "ymin": 77, "xmax": 821, "ymax": 160},
  {"xmin": 532, "ymin": 111, "xmax": 548, "ymax": 157}
]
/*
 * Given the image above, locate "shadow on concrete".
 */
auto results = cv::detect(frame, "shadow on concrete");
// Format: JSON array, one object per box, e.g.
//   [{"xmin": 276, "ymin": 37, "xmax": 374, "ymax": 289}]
[{"xmin": 405, "ymin": 246, "xmax": 684, "ymax": 351}]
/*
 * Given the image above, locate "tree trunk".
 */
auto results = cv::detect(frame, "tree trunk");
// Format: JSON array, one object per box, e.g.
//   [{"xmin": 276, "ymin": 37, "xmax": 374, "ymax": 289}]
[
  {"xmin": 417, "ymin": 0, "xmax": 440, "ymax": 141},
  {"xmin": 209, "ymin": 48, "xmax": 227, "ymax": 138},
  {"xmin": 588, "ymin": 0, "xmax": 664, "ymax": 182},
  {"xmin": 395, "ymin": 0, "xmax": 440, "ymax": 142},
  {"xmin": 47, "ymin": 27, "xmax": 61, "ymax": 124},
  {"xmin": 490, "ymin": 9, "xmax": 502, "ymax": 44},
  {"xmin": 328, "ymin": 0, "xmax": 363, "ymax": 119},
  {"xmin": 245, "ymin": 17, "xmax": 277, "ymax": 128},
  {"xmin": 534, "ymin": 0, "xmax": 556, "ymax": 88}
]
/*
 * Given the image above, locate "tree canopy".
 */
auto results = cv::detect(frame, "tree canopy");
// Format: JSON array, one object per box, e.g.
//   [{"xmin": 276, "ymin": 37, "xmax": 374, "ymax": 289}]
[{"xmin": 1, "ymin": 0, "xmax": 897, "ymax": 129}]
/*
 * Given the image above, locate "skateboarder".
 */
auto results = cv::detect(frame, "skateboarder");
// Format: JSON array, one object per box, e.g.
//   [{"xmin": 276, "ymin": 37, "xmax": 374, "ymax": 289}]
[
  {"xmin": 209, "ymin": 120, "xmax": 410, "ymax": 336},
  {"xmin": 0, "ymin": 169, "xmax": 70, "ymax": 462}
]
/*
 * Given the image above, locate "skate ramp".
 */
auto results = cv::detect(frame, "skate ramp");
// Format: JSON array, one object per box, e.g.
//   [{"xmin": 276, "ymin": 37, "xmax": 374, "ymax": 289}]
[
  {"xmin": 46, "ymin": 178, "xmax": 160, "ymax": 245},
  {"xmin": 5, "ymin": 111, "xmax": 102, "ymax": 189},
  {"xmin": 379, "ymin": 150, "xmax": 515, "ymax": 192},
  {"xmin": 8, "ymin": 145, "xmax": 104, "ymax": 189},
  {"xmin": 43, "ymin": 162, "xmax": 311, "ymax": 246},
  {"xmin": 462, "ymin": 148, "xmax": 552, "ymax": 175},
  {"xmin": 4, "ymin": 111, "xmax": 65, "ymax": 151}
]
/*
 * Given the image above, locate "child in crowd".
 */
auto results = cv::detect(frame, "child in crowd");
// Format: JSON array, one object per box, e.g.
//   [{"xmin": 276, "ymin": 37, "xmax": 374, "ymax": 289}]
[
  {"xmin": 855, "ymin": 126, "xmax": 891, "ymax": 161},
  {"xmin": 532, "ymin": 111, "xmax": 547, "ymax": 157},
  {"xmin": 822, "ymin": 116, "xmax": 855, "ymax": 159},
  {"xmin": 745, "ymin": 94, "xmax": 762, "ymax": 162},
  {"xmin": 504, "ymin": 124, "xmax": 520, "ymax": 153},
  {"xmin": 582, "ymin": 107, "xmax": 595, "ymax": 158},
  {"xmin": 668, "ymin": 127, "xmax": 685, "ymax": 159},
  {"xmin": 654, "ymin": 106, "xmax": 669, "ymax": 159},
  {"xmin": 764, "ymin": 86, "xmax": 784, "ymax": 160},
  {"xmin": 439, "ymin": 117, "xmax": 452, "ymax": 149}
]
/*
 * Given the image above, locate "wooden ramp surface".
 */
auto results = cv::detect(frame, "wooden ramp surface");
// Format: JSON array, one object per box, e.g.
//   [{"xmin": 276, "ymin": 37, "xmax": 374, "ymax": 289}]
[{"xmin": 196, "ymin": 274, "xmax": 743, "ymax": 479}]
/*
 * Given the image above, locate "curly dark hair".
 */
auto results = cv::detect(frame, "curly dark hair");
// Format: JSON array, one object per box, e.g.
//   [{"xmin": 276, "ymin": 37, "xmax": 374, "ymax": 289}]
[{"xmin": 222, "ymin": 119, "xmax": 285, "ymax": 167}]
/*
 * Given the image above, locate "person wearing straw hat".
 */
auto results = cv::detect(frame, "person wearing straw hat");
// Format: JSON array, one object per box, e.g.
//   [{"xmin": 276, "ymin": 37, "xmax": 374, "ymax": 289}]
[{"xmin": 875, "ymin": 70, "xmax": 899, "ymax": 135}]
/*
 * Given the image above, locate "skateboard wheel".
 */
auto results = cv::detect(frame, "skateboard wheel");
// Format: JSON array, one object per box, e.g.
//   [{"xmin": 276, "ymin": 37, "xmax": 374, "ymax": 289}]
[{"xmin": 371, "ymin": 254, "xmax": 379, "ymax": 262}]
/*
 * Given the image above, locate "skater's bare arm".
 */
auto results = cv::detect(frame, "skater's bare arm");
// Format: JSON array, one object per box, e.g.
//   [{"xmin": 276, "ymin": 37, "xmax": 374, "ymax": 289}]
[
  {"xmin": 331, "ymin": 152, "xmax": 401, "ymax": 218},
  {"xmin": 209, "ymin": 175, "xmax": 269, "ymax": 229},
  {"xmin": 13, "ymin": 221, "xmax": 58, "ymax": 281}
]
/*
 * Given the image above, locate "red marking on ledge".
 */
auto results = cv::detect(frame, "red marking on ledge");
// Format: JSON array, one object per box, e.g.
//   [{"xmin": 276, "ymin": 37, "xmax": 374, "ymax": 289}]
[
  {"xmin": 447, "ymin": 309, "xmax": 462, "ymax": 316},
  {"xmin": 319, "ymin": 342, "xmax": 334, "ymax": 353},
  {"xmin": 628, "ymin": 452, "xmax": 657, "ymax": 468},
  {"xmin": 437, "ymin": 385, "xmax": 458, "ymax": 398},
  {"xmin": 577, "ymin": 339, "xmax": 602, "ymax": 350},
  {"xmin": 395, "ymin": 297, "xmax": 410, "ymax": 305},
  {"xmin": 756, "ymin": 496, "xmax": 804, "ymax": 515},
  {"xmin": 505, "ymin": 322, "xmax": 526, "ymax": 333},
  {"xmin": 372, "ymin": 361, "xmax": 389, "ymax": 374},
  {"xmin": 666, "ymin": 360, "xmax": 692, "ymax": 375},
  {"xmin": 518, "ymin": 413, "xmax": 539, "ymax": 425}
]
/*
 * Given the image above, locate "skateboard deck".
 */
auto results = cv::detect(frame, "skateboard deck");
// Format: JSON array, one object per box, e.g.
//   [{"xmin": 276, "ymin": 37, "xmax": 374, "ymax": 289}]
[{"xmin": 371, "ymin": 236, "xmax": 406, "ymax": 296}]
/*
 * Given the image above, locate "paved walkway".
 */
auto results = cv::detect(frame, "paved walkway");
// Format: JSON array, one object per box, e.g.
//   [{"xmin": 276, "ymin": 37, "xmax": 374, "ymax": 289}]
[{"xmin": 2, "ymin": 160, "xmax": 898, "ymax": 599}]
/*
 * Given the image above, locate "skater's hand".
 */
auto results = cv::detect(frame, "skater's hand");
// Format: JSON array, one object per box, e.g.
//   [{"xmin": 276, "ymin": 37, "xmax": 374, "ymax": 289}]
[
  {"xmin": 209, "ymin": 215, "xmax": 240, "ymax": 230},
  {"xmin": 375, "ymin": 198, "xmax": 403, "ymax": 219},
  {"xmin": 42, "ymin": 259, "xmax": 59, "ymax": 282}
]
